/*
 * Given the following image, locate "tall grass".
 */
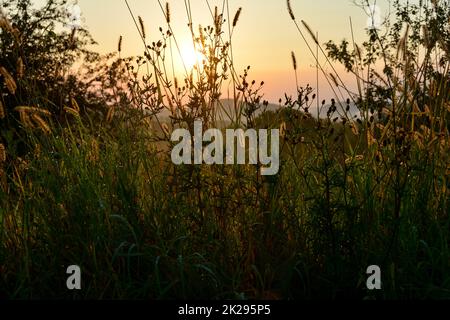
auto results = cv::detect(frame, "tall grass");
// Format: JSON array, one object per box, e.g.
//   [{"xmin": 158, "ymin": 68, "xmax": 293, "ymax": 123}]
[{"xmin": 0, "ymin": 0, "xmax": 448, "ymax": 299}]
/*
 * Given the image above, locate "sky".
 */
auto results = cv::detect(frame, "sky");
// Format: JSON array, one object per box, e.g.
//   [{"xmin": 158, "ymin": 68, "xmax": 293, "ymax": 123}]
[{"xmin": 35, "ymin": 0, "xmax": 396, "ymax": 103}]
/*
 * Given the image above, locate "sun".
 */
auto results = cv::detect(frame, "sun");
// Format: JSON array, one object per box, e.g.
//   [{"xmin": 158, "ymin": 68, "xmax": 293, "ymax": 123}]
[{"xmin": 180, "ymin": 44, "xmax": 204, "ymax": 70}]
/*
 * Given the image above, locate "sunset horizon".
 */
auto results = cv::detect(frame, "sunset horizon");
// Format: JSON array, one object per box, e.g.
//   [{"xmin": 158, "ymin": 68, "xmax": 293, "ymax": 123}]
[{"xmin": 53, "ymin": 0, "xmax": 394, "ymax": 103}]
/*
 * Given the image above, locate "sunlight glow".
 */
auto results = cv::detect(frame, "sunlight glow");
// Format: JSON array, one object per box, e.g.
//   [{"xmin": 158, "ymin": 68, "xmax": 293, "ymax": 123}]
[{"xmin": 180, "ymin": 43, "xmax": 204, "ymax": 70}]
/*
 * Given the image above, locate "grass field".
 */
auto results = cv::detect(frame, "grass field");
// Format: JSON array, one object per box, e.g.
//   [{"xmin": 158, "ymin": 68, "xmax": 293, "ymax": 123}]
[{"xmin": 0, "ymin": 0, "xmax": 449, "ymax": 299}]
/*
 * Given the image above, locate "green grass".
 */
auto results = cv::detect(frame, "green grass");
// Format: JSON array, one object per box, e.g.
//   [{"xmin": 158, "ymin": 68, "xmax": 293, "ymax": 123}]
[{"xmin": 0, "ymin": 107, "xmax": 448, "ymax": 299}]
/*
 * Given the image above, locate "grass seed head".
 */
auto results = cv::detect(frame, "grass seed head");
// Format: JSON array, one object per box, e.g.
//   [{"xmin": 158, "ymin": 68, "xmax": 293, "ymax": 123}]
[
  {"xmin": 280, "ymin": 122, "xmax": 287, "ymax": 138},
  {"xmin": 106, "ymin": 106, "xmax": 115, "ymax": 123},
  {"xmin": 166, "ymin": 2, "xmax": 171, "ymax": 24},
  {"xmin": 138, "ymin": 16, "xmax": 146, "ymax": 39},
  {"xmin": 355, "ymin": 44, "xmax": 362, "ymax": 61},
  {"xmin": 233, "ymin": 8, "xmax": 242, "ymax": 27},
  {"xmin": 0, "ymin": 99, "xmax": 5, "ymax": 119},
  {"xmin": 287, "ymin": 0, "xmax": 295, "ymax": 20},
  {"xmin": 71, "ymin": 98, "xmax": 80, "ymax": 112},
  {"xmin": 214, "ymin": 7, "xmax": 222, "ymax": 34},
  {"xmin": 301, "ymin": 20, "xmax": 319, "ymax": 44},
  {"xmin": 162, "ymin": 123, "xmax": 171, "ymax": 137},
  {"xmin": 32, "ymin": 114, "xmax": 51, "ymax": 134},
  {"xmin": 89, "ymin": 139, "xmax": 99, "ymax": 163},
  {"xmin": 15, "ymin": 106, "xmax": 51, "ymax": 116},
  {"xmin": 118, "ymin": 35, "xmax": 123, "ymax": 52},
  {"xmin": 330, "ymin": 73, "xmax": 339, "ymax": 87},
  {"xmin": 0, "ymin": 143, "xmax": 5, "ymax": 163},
  {"xmin": 291, "ymin": 51, "xmax": 297, "ymax": 71},
  {"xmin": 0, "ymin": 66, "xmax": 17, "ymax": 94},
  {"xmin": 17, "ymin": 57, "xmax": 24, "ymax": 79},
  {"xmin": 63, "ymin": 106, "xmax": 80, "ymax": 117}
]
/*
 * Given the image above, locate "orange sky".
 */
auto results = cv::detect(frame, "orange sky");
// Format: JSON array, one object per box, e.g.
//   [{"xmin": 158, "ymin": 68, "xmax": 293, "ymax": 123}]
[{"xmin": 38, "ymin": 0, "xmax": 400, "ymax": 102}]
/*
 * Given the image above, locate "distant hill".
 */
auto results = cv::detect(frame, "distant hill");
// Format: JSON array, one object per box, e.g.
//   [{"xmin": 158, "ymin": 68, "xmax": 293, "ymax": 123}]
[
  {"xmin": 314, "ymin": 101, "xmax": 362, "ymax": 120},
  {"xmin": 153, "ymin": 98, "xmax": 364, "ymax": 124},
  {"xmin": 153, "ymin": 98, "xmax": 281, "ymax": 124},
  {"xmin": 214, "ymin": 99, "xmax": 280, "ymax": 124},
  {"xmin": 216, "ymin": 99, "xmax": 365, "ymax": 122}
]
